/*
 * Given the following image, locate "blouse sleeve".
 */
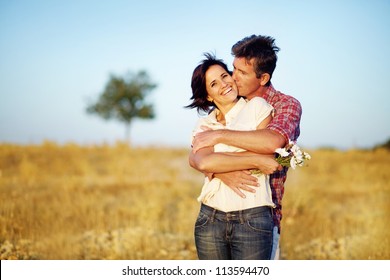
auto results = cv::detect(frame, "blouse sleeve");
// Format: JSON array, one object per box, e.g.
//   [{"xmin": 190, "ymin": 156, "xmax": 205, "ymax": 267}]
[
  {"xmin": 190, "ymin": 115, "xmax": 223, "ymax": 144},
  {"xmin": 248, "ymin": 97, "xmax": 274, "ymax": 126},
  {"xmin": 191, "ymin": 118, "xmax": 208, "ymax": 143}
]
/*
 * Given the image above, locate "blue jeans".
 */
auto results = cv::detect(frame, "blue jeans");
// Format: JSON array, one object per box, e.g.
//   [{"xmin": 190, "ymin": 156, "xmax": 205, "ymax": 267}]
[
  {"xmin": 271, "ymin": 226, "xmax": 280, "ymax": 259},
  {"xmin": 194, "ymin": 204, "xmax": 274, "ymax": 260}
]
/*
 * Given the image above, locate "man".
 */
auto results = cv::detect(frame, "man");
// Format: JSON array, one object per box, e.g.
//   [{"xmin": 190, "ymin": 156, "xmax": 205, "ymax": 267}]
[{"xmin": 190, "ymin": 35, "xmax": 302, "ymax": 259}]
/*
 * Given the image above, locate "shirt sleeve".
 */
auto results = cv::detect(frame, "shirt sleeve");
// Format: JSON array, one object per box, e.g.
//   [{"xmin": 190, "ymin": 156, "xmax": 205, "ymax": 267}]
[
  {"xmin": 248, "ymin": 97, "xmax": 274, "ymax": 126},
  {"xmin": 267, "ymin": 95, "xmax": 302, "ymax": 144},
  {"xmin": 192, "ymin": 118, "xmax": 207, "ymax": 139},
  {"xmin": 191, "ymin": 114, "xmax": 224, "ymax": 145}
]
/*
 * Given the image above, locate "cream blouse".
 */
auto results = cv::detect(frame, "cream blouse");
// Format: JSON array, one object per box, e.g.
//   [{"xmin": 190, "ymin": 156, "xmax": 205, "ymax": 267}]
[{"xmin": 192, "ymin": 97, "xmax": 275, "ymax": 212}]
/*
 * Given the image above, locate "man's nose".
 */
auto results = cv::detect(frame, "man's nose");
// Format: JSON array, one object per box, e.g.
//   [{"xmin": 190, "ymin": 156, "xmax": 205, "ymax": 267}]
[{"xmin": 232, "ymin": 70, "xmax": 237, "ymax": 81}]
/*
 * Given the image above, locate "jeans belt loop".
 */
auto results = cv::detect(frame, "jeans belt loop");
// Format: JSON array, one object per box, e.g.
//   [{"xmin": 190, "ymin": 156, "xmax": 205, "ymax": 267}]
[
  {"xmin": 211, "ymin": 208, "xmax": 216, "ymax": 223},
  {"xmin": 239, "ymin": 210, "xmax": 244, "ymax": 224}
]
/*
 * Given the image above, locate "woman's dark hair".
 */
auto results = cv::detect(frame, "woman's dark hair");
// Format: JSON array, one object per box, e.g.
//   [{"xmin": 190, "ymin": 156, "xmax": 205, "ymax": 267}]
[
  {"xmin": 231, "ymin": 35, "xmax": 280, "ymax": 86},
  {"xmin": 185, "ymin": 53, "xmax": 230, "ymax": 114}
]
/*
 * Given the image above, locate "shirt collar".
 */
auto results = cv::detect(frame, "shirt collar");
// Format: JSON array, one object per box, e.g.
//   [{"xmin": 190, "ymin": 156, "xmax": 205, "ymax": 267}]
[
  {"xmin": 262, "ymin": 84, "xmax": 276, "ymax": 102},
  {"xmin": 209, "ymin": 97, "xmax": 247, "ymax": 125},
  {"xmin": 225, "ymin": 98, "xmax": 246, "ymax": 124}
]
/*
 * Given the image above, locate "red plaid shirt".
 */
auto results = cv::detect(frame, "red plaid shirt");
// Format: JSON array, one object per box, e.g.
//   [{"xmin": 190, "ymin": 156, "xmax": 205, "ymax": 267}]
[{"xmin": 263, "ymin": 84, "xmax": 302, "ymax": 233}]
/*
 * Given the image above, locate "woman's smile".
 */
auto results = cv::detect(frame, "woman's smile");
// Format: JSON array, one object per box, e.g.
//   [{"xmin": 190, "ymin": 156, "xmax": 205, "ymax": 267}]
[{"xmin": 221, "ymin": 87, "xmax": 233, "ymax": 96}]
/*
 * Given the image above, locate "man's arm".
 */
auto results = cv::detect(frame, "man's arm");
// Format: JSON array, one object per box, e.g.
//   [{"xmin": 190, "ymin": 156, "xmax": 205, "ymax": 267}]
[
  {"xmin": 189, "ymin": 147, "xmax": 280, "ymax": 198},
  {"xmin": 190, "ymin": 94, "xmax": 302, "ymax": 197},
  {"xmin": 190, "ymin": 110, "xmax": 278, "ymax": 173},
  {"xmin": 189, "ymin": 110, "xmax": 282, "ymax": 197},
  {"xmin": 192, "ymin": 95, "xmax": 302, "ymax": 154},
  {"xmin": 189, "ymin": 147, "xmax": 281, "ymax": 174},
  {"xmin": 192, "ymin": 128, "xmax": 285, "ymax": 154}
]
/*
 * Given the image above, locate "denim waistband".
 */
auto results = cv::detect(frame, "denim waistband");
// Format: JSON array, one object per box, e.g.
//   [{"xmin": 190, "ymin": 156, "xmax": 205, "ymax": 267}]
[{"xmin": 200, "ymin": 203, "xmax": 272, "ymax": 223}]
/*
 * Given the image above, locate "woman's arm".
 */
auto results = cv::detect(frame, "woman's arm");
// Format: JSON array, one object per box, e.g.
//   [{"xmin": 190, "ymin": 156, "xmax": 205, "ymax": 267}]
[
  {"xmin": 189, "ymin": 111, "xmax": 280, "ymax": 174},
  {"xmin": 189, "ymin": 109, "xmax": 280, "ymax": 197},
  {"xmin": 192, "ymin": 96, "xmax": 302, "ymax": 154},
  {"xmin": 257, "ymin": 114, "xmax": 272, "ymax": 130}
]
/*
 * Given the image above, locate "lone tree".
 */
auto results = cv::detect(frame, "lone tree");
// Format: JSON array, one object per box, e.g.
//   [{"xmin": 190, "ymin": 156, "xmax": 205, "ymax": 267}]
[{"xmin": 86, "ymin": 70, "xmax": 157, "ymax": 142}]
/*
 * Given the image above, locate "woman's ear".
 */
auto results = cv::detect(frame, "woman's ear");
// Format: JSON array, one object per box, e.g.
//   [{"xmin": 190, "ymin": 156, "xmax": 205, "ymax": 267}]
[
  {"xmin": 207, "ymin": 96, "xmax": 213, "ymax": 102},
  {"xmin": 260, "ymin": 73, "xmax": 270, "ymax": 86}
]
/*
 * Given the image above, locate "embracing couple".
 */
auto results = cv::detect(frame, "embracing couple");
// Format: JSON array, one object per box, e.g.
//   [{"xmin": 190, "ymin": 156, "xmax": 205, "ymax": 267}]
[{"xmin": 186, "ymin": 35, "xmax": 302, "ymax": 260}]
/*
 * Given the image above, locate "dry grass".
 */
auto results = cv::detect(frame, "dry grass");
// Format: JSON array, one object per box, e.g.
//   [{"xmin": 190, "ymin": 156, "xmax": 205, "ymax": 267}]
[
  {"xmin": 281, "ymin": 148, "xmax": 390, "ymax": 259},
  {"xmin": 0, "ymin": 142, "xmax": 389, "ymax": 259}
]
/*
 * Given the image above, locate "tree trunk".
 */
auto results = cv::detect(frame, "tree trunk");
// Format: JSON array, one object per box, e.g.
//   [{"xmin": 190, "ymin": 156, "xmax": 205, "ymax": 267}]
[{"xmin": 125, "ymin": 122, "xmax": 131, "ymax": 144}]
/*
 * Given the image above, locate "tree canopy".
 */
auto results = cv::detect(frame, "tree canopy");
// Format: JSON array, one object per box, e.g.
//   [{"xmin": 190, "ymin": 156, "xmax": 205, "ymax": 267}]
[{"xmin": 86, "ymin": 70, "xmax": 157, "ymax": 141}]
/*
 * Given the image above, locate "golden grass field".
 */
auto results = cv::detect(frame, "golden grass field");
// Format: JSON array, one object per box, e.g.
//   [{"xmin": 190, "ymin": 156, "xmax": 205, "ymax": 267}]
[{"xmin": 0, "ymin": 142, "xmax": 389, "ymax": 260}]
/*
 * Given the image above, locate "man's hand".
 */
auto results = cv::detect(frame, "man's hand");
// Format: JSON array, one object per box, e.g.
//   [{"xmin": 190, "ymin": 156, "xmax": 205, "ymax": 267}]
[
  {"xmin": 192, "ymin": 127, "xmax": 222, "ymax": 153},
  {"xmin": 214, "ymin": 170, "xmax": 258, "ymax": 198},
  {"xmin": 257, "ymin": 155, "xmax": 283, "ymax": 174}
]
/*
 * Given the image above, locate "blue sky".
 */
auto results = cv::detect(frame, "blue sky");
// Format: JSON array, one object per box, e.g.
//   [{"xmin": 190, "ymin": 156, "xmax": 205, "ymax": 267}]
[{"xmin": 1, "ymin": 0, "xmax": 389, "ymax": 149}]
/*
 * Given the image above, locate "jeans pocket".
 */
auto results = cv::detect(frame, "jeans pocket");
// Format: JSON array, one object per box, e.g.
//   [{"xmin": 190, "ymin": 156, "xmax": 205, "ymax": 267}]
[
  {"xmin": 195, "ymin": 211, "xmax": 210, "ymax": 228},
  {"xmin": 246, "ymin": 214, "xmax": 273, "ymax": 233}
]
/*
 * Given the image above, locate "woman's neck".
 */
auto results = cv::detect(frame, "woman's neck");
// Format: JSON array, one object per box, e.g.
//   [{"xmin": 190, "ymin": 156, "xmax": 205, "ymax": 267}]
[{"xmin": 215, "ymin": 98, "xmax": 239, "ymax": 125}]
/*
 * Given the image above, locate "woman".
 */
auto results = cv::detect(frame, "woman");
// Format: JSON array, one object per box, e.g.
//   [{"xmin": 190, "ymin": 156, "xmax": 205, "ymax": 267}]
[{"xmin": 186, "ymin": 53, "xmax": 276, "ymax": 260}]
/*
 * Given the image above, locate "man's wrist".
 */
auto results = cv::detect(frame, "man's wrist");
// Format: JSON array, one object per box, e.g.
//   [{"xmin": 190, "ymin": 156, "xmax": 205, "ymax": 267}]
[{"xmin": 217, "ymin": 129, "xmax": 228, "ymax": 144}]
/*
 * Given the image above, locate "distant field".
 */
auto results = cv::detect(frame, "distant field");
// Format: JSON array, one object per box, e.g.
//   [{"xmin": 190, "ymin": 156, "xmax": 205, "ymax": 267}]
[{"xmin": 0, "ymin": 142, "xmax": 389, "ymax": 259}]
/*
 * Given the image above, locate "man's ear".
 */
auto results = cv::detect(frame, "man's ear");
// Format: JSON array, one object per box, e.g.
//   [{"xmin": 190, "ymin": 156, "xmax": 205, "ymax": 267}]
[{"xmin": 260, "ymin": 73, "xmax": 271, "ymax": 86}]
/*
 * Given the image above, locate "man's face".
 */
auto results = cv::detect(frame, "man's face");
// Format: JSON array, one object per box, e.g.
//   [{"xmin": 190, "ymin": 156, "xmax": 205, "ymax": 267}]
[{"xmin": 232, "ymin": 57, "xmax": 262, "ymax": 100}]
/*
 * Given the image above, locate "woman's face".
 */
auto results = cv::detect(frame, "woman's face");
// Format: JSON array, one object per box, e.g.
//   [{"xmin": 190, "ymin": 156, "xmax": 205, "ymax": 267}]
[{"xmin": 205, "ymin": 65, "xmax": 238, "ymax": 110}]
